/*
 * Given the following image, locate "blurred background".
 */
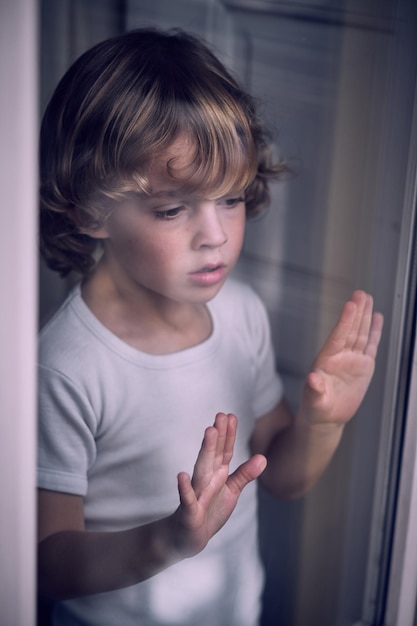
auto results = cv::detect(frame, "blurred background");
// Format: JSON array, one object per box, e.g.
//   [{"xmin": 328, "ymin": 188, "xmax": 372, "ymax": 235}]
[{"xmin": 2, "ymin": 1, "xmax": 417, "ymax": 625}]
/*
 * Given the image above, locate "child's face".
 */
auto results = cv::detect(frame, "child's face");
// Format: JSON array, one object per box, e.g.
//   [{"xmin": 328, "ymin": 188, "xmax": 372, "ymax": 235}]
[{"xmin": 94, "ymin": 139, "xmax": 246, "ymax": 307}]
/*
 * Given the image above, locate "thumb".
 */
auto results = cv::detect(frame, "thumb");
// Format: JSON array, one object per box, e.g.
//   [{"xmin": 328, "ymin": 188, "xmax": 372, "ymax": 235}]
[
  {"xmin": 305, "ymin": 371, "xmax": 326, "ymax": 397},
  {"xmin": 226, "ymin": 454, "xmax": 267, "ymax": 496}
]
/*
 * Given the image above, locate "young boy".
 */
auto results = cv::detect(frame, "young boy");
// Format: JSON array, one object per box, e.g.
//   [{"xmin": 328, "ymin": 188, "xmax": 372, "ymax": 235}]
[{"xmin": 37, "ymin": 28, "xmax": 383, "ymax": 626}]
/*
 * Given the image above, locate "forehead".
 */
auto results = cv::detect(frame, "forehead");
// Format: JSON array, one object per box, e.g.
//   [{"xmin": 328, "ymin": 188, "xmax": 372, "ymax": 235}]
[
  {"xmin": 148, "ymin": 137, "xmax": 193, "ymax": 183},
  {"xmin": 145, "ymin": 136, "xmax": 249, "ymax": 198}
]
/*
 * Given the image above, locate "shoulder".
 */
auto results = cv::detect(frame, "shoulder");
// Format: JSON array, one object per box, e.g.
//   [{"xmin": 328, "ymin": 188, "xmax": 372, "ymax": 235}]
[
  {"xmin": 38, "ymin": 284, "xmax": 96, "ymax": 372},
  {"xmin": 39, "ymin": 285, "xmax": 80, "ymax": 341}
]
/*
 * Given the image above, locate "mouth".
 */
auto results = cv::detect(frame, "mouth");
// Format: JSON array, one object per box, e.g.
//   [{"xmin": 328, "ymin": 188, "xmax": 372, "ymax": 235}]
[
  {"xmin": 188, "ymin": 263, "xmax": 227, "ymax": 286},
  {"xmin": 194, "ymin": 264, "xmax": 225, "ymax": 274}
]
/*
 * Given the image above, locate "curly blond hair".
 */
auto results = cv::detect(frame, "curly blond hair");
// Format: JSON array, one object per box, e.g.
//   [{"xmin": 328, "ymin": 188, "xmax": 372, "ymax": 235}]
[{"xmin": 40, "ymin": 28, "xmax": 288, "ymax": 276}]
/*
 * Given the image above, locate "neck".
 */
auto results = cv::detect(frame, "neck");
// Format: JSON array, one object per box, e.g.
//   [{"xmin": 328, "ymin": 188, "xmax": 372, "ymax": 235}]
[{"xmin": 81, "ymin": 261, "xmax": 213, "ymax": 355}]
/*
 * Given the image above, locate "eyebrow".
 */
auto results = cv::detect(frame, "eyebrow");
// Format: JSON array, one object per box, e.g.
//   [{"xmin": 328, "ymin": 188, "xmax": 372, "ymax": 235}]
[
  {"xmin": 130, "ymin": 189, "xmax": 183, "ymax": 203},
  {"xmin": 146, "ymin": 188, "xmax": 207, "ymax": 201},
  {"xmin": 148, "ymin": 189, "xmax": 183, "ymax": 198},
  {"xmin": 142, "ymin": 187, "xmax": 245, "ymax": 201}
]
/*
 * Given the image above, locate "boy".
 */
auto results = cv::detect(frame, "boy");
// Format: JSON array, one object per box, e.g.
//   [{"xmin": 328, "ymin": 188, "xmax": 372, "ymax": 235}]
[{"xmin": 38, "ymin": 28, "xmax": 383, "ymax": 625}]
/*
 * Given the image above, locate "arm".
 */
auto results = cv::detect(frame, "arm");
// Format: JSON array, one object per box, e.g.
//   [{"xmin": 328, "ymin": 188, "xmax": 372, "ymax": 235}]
[
  {"xmin": 38, "ymin": 412, "xmax": 266, "ymax": 600},
  {"xmin": 250, "ymin": 290, "xmax": 383, "ymax": 499}
]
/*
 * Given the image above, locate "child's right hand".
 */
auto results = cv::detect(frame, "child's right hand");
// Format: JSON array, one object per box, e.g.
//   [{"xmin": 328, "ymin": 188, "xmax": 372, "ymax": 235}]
[{"xmin": 171, "ymin": 413, "xmax": 267, "ymax": 558}]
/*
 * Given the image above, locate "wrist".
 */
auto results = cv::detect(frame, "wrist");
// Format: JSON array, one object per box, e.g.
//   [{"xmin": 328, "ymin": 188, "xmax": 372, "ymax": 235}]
[
  {"xmin": 167, "ymin": 507, "xmax": 208, "ymax": 560},
  {"xmin": 127, "ymin": 515, "xmax": 186, "ymax": 583},
  {"xmin": 151, "ymin": 514, "xmax": 187, "ymax": 565}
]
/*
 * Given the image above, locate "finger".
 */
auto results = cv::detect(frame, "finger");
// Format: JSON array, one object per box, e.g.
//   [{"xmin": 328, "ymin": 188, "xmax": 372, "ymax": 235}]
[
  {"xmin": 351, "ymin": 292, "xmax": 373, "ymax": 352},
  {"xmin": 364, "ymin": 312, "xmax": 384, "ymax": 359},
  {"xmin": 177, "ymin": 472, "xmax": 199, "ymax": 515},
  {"xmin": 191, "ymin": 426, "xmax": 218, "ymax": 494},
  {"xmin": 213, "ymin": 413, "xmax": 229, "ymax": 471},
  {"xmin": 345, "ymin": 290, "xmax": 368, "ymax": 350},
  {"xmin": 318, "ymin": 299, "xmax": 357, "ymax": 358},
  {"xmin": 222, "ymin": 414, "xmax": 237, "ymax": 468},
  {"xmin": 226, "ymin": 454, "xmax": 267, "ymax": 496}
]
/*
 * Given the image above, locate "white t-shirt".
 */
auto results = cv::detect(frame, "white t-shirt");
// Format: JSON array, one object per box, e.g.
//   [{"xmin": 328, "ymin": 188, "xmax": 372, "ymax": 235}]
[{"xmin": 38, "ymin": 278, "xmax": 283, "ymax": 626}]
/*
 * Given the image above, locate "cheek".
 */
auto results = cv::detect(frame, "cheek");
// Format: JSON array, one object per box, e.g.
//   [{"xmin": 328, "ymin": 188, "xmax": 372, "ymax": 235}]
[
  {"xmin": 125, "ymin": 235, "xmax": 178, "ymax": 274},
  {"xmin": 230, "ymin": 216, "xmax": 246, "ymax": 252}
]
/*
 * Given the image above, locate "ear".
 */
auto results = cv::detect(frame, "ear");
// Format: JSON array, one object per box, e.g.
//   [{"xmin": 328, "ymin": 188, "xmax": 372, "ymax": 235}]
[
  {"xmin": 74, "ymin": 206, "xmax": 110, "ymax": 240},
  {"xmin": 81, "ymin": 224, "xmax": 110, "ymax": 240},
  {"xmin": 73, "ymin": 206, "xmax": 110, "ymax": 239}
]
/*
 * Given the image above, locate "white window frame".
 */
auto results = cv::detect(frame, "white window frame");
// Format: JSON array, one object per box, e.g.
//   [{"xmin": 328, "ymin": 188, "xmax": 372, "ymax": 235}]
[{"xmin": 0, "ymin": 1, "xmax": 38, "ymax": 624}]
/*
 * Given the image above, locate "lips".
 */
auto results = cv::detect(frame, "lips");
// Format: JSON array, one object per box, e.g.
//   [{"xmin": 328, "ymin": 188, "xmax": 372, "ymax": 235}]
[
  {"xmin": 195, "ymin": 264, "xmax": 224, "ymax": 273},
  {"xmin": 188, "ymin": 263, "xmax": 227, "ymax": 286}
]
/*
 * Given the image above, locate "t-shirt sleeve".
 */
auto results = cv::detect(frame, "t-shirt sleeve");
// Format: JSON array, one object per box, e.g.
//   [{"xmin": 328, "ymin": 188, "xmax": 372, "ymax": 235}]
[
  {"xmin": 37, "ymin": 365, "xmax": 98, "ymax": 496},
  {"xmin": 244, "ymin": 286, "xmax": 284, "ymax": 418}
]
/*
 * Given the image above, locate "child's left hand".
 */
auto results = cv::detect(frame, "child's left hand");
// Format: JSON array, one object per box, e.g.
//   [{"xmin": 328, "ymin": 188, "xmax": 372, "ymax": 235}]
[{"xmin": 301, "ymin": 290, "xmax": 384, "ymax": 427}]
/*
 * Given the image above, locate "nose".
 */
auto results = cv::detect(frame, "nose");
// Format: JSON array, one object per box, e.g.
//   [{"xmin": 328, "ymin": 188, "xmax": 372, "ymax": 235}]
[{"xmin": 191, "ymin": 202, "xmax": 228, "ymax": 250}]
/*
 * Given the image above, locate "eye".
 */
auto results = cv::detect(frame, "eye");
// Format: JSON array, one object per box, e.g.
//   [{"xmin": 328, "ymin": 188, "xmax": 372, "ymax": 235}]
[
  {"xmin": 219, "ymin": 196, "xmax": 245, "ymax": 209},
  {"xmin": 153, "ymin": 206, "xmax": 184, "ymax": 220}
]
